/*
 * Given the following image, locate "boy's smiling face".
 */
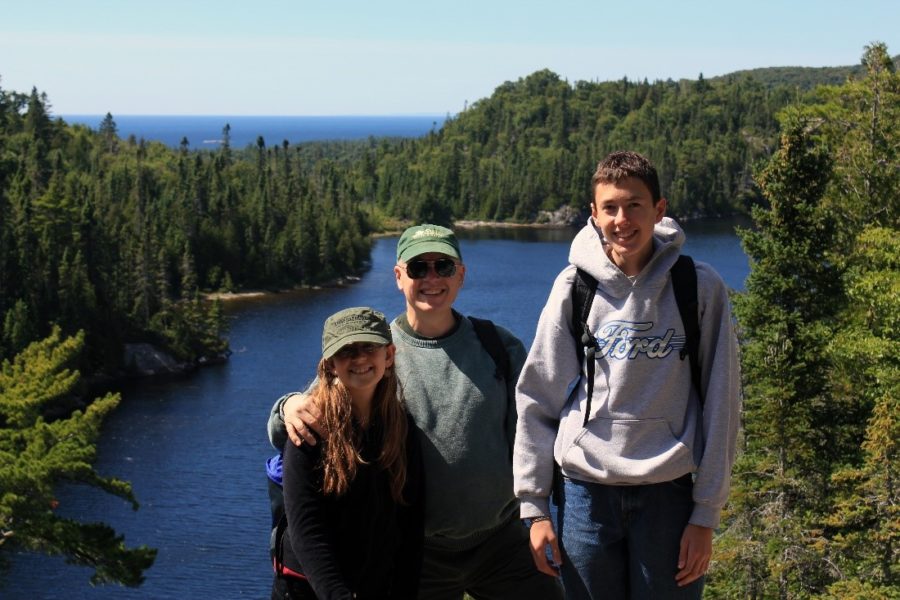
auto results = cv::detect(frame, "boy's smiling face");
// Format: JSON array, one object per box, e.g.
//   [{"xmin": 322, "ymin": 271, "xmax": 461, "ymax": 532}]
[{"xmin": 591, "ymin": 177, "xmax": 667, "ymax": 276}]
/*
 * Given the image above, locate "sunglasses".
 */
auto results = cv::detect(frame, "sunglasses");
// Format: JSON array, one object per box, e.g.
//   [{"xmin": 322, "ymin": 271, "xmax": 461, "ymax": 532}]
[
  {"xmin": 404, "ymin": 258, "xmax": 458, "ymax": 279},
  {"xmin": 334, "ymin": 343, "xmax": 385, "ymax": 360}
]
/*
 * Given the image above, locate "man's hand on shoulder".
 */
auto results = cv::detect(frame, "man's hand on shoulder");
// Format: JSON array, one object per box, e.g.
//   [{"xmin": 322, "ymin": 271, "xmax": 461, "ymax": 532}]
[{"xmin": 283, "ymin": 393, "xmax": 324, "ymax": 446}]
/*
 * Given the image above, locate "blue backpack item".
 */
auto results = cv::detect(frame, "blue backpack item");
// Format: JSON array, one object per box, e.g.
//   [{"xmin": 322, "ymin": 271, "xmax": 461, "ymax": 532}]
[
  {"xmin": 266, "ymin": 454, "xmax": 284, "ymax": 526},
  {"xmin": 266, "ymin": 453, "xmax": 286, "ymax": 562}
]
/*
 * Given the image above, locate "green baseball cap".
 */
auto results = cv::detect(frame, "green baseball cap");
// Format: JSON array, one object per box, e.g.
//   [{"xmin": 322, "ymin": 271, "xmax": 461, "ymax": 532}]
[
  {"xmin": 396, "ymin": 224, "xmax": 461, "ymax": 263},
  {"xmin": 321, "ymin": 307, "xmax": 392, "ymax": 359}
]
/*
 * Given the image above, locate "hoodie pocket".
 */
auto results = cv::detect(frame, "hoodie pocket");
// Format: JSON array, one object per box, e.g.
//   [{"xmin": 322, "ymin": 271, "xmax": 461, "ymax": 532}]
[{"xmin": 562, "ymin": 417, "xmax": 695, "ymax": 483}]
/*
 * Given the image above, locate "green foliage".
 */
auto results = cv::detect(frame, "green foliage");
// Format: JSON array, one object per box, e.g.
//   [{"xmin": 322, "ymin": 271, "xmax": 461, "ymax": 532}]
[
  {"xmin": 716, "ymin": 117, "xmax": 840, "ymax": 599},
  {"xmin": 149, "ymin": 297, "xmax": 229, "ymax": 362},
  {"xmin": 0, "ymin": 328, "xmax": 155, "ymax": 586},
  {"xmin": 824, "ymin": 227, "xmax": 899, "ymax": 589},
  {"xmin": 0, "ymin": 84, "xmax": 375, "ymax": 368},
  {"xmin": 710, "ymin": 53, "xmax": 900, "ymax": 90},
  {"xmin": 817, "ymin": 580, "xmax": 900, "ymax": 600},
  {"xmin": 361, "ymin": 68, "xmax": 803, "ymax": 223},
  {"xmin": 712, "ymin": 42, "xmax": 900, "ymax": 599}
]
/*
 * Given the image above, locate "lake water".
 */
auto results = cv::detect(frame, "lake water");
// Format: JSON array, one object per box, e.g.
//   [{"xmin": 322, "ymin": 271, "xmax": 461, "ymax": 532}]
[
  {"xmin": 60, "ymin": 115, "xmax": 447, "ymax": 149},
  {"xmin": 3, "ymin": 219, "xmax": 749, "ymax": 599}
]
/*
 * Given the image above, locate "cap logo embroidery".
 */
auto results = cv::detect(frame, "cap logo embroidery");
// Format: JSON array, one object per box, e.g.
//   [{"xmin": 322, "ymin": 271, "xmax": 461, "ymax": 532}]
[{"xmin": 412, "ymin": 228, "xmax": 443, "ymax": 239}]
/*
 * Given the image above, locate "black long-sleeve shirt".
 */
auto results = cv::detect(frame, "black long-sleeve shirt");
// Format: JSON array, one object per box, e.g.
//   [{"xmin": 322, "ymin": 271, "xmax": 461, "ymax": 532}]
[{"xmin": 279, "ymin": 413, "xmax": 424, "ymax": 599}]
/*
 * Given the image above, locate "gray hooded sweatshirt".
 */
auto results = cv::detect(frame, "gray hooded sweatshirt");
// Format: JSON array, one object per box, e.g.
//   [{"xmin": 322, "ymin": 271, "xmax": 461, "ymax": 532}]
[{"xmin": 513, "ymin": 217, "xmax": 741, "ymax": 528}]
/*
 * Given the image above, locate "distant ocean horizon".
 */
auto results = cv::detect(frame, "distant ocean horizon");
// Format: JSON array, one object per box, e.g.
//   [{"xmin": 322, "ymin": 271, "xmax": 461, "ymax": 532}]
[{"xmin": 60, "ymin": 114, "xmax": 448, "ymax": 150}]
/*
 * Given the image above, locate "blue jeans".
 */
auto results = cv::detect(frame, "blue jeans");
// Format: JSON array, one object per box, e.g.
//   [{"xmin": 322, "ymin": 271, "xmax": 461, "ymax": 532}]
[{"xmin": 557, "ymin": 475, "xmax": 703, "ymax": 600}]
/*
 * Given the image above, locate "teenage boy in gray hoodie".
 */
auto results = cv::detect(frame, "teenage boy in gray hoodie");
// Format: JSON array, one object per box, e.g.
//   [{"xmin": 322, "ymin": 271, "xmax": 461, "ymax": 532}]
[{"xmin": 513, "ymin": 151, "xmax": 741, "ymax": 599}]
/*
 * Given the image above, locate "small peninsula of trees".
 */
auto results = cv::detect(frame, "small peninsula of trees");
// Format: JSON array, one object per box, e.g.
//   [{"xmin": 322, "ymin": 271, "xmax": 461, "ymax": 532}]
[{"xmin": 0, "ymin": 89, "xmax": 377, "ymax": 369}]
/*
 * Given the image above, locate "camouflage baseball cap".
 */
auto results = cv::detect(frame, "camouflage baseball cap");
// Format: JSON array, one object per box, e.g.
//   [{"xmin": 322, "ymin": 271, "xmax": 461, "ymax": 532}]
[
  {"xmin": 396, "ymin": 224, "xmax": 461, "ymax": 263},
  {"xmin": 321, "ymin": 307, "xmax": 392, "ymax": 359}
]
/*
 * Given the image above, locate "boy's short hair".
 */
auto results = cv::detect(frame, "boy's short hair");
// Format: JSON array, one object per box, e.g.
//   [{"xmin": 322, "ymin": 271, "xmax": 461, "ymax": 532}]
[{"xmin": 591, "ymin": 151, "xmax": 661, "ymax": 203}]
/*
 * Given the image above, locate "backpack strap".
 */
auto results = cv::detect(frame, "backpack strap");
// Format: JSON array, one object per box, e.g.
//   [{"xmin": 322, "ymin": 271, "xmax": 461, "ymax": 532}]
[
  {"xmin": 571, "ymin": 268, "xmax": 599, "ymax": 427},
  {"xmin": 468, "ymin": 316, "xmax": 511, "ymax": 382},
  {"xmin": 469, "ymin": 316, "xmax": 515, "ymax": 463},
  {"xmin": 670, "ymin": 255, "xmax": 703, "ymax": 408},
  {"xmin": 271, "ymin": 511, "xmax": 309, "ymax": 580},
  {"xmin": 570, "ymin": 256, "xmax": 703, "ymax": 420}
]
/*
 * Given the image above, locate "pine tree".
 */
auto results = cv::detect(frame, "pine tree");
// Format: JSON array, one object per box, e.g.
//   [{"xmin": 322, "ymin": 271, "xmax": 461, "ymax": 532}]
[
  {"xmin": 0, "ymin": 328, "xmax": 156, "ymax": 585},
  {"xmin": 714, "ymin": 42, "xmax": 900, "ymax": 599},
  {"xmin": 98, "ymin": 112, "xmax": 118, "ymax": 154},
  {"xmin": 2, "ymin": 299, "xmax": 37, "ymax": 359},
  {"xmin": 824, "ymin": 227, "xmax": 899, "ymax": 595},
  {"xmin": 715, "ymin": 116, "xmax": 840, "ymax": 599},
  {"xmin": 826, "ymin": 43, "xmax": 899, "ymax": 230}
]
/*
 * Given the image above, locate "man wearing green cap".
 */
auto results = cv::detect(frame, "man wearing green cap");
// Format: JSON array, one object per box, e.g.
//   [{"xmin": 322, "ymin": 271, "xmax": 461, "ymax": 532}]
[{"xmin": 268, "ymin": 224, "xmax": 563, "ymax": 599}]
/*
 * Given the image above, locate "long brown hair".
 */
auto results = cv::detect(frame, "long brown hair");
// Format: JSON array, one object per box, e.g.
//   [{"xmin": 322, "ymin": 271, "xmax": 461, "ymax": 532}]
[{"xmin": 312, "ymin": 354, "xmax": 409, "ymax": 503}]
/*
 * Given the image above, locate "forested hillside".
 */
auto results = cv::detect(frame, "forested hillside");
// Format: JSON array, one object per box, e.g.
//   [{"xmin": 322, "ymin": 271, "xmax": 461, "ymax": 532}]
[
  {"xmin": 356, "ymin": 69, "xmax": 799, "ymax": 223},
  {"xmin": 712, "ymin": 53, "xmax": 900, "ymax": 89},
  {"xmin": 2, "ymin": 58, "xmax": 876, "ymax": 369},
  {"xmin": 0, "ymin": 95, "xmax": 376, "ymax": 369}
]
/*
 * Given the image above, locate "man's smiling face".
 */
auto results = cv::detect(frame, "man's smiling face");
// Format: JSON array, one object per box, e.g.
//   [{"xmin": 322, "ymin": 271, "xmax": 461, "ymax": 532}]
[{"xmin": 394, "ymin": 251, "xmax": 465, "ymax": 317}]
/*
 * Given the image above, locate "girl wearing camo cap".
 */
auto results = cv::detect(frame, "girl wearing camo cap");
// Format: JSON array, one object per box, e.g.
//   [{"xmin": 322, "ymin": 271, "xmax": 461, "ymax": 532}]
[{"xmin": 271, "ymin": 307, "xmax": 424, "ymax": 599}]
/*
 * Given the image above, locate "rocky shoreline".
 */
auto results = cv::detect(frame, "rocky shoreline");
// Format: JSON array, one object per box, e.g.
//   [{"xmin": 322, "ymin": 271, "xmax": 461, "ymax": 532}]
[
  {"xmin": 455, "ymin": 205, "xmax": 586, "ymax": 229},
  {"xmin": 207, "ymin": 214, "xmax": 583, "ymax": 304}
]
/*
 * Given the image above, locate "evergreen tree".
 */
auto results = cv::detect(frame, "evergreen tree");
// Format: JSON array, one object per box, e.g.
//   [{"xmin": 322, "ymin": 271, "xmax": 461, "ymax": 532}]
[
  {"xmin": 2, "ymin": 300, "xmax": 36, "ymax": 359},
  {"xmin": 714, "ymin": 43, "xmax": 900, "ymax": 599},
  {"xmin": 824, "ymin": 227, "xmax": 899, "ymax": 596},
  {"xmin": 0, "ymin": 328, "xmax": 156, "ymax": 585},
  {"xmin": 97, "ymin": 113, "xmax": 118, "ymax": 154},
  {"xmin": 717, "ymin": 116, "xmax": 839, "ymax": 599}
]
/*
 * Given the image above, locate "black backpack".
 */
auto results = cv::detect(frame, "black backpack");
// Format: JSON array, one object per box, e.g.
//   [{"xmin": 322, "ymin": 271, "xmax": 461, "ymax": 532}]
[
  {"xmin": 571, "ymin": 255, "xmax": 702, "ymax": 427},
  {"xmin": 468, "ymin": 316, "xmax": 512, "ymax": 382}
]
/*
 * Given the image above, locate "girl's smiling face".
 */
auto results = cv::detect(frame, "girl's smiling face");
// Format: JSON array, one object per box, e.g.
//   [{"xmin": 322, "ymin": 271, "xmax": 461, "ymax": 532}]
[{"xmin": 329, "ymin": 342, "xmax": 394, "ymax": 399}]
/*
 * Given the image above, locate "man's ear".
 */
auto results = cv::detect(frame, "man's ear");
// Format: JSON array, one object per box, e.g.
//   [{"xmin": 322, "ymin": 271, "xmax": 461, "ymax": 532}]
[{"xmin": 393, "ymin": 265, "xmax": 403, "ymax": 289}]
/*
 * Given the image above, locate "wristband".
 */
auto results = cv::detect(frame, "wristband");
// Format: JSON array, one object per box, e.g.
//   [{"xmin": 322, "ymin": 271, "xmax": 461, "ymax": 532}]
[{"xmin": 524, "ymin": 515, "xmax": 551, "ymax": 528}]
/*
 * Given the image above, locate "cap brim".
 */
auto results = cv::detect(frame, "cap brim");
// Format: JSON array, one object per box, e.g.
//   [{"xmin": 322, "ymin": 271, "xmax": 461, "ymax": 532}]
[
  {"xmin": 322, "ymin": 333, "xmax": 391, "ymax": 359},
  {"xmin": 398, "ymin": 241, "xmax": 461, "ymax": 263}
]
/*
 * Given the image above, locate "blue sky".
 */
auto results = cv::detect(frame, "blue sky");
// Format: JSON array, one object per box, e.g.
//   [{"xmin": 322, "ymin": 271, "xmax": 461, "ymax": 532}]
[{"xmin": 2, "ymin": 0, "xmax": 898, "ymax": 116}]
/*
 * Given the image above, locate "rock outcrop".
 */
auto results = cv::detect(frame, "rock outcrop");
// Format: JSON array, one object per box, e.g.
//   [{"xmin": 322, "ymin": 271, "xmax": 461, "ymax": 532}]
[
  {"xmin": 123, "ymin": 343, "xmax": 194, "ymax": 377},
  {"xmin": 535, "ymin": 205, "xmax": 586, "ymax": 226}
]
